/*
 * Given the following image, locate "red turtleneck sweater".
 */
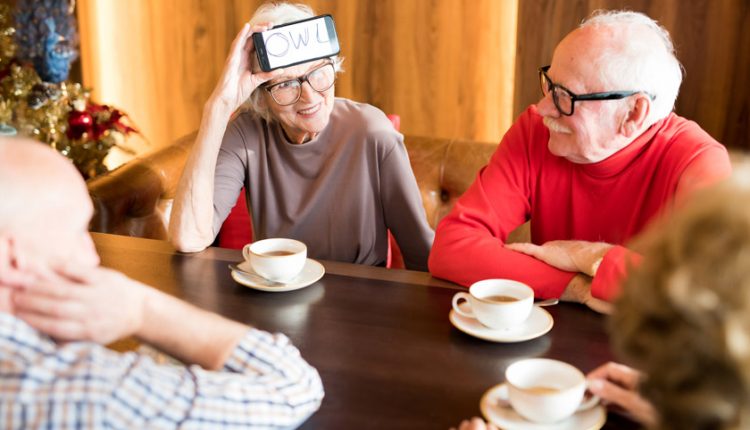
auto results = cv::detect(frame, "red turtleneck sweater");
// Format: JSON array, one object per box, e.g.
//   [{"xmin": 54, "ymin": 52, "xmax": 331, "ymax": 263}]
[{"xmin": 429, "ymin": 106, "xmax": 731, "ymax": 300}]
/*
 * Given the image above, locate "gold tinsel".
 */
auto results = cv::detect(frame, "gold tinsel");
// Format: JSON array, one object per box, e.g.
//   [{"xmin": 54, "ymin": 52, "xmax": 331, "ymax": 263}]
[{"xmin": 0, "ymin": 3, "xmax": 136, "ymax": 179}]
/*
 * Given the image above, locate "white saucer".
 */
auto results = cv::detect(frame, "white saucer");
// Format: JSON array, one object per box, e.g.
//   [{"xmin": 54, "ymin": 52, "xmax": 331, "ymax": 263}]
[
  {"xmin": 449, "ymin": 302, "xmax": 553, "ymax": 342},
  {"xmin": 480, "ymin": 383, "xmax": 606, "ymax": 430},
  {"xmin": 230, "ymin": 259, "xmax": 325, "ymax": 292}
]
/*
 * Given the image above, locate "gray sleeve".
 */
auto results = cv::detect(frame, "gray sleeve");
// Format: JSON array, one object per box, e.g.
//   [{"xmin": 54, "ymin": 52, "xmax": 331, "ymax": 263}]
[
  {"xmin": 379, "ymin": 135, "xmax": 435, "ymax": 271},
  {"xmin": 212, "ymin": 120, "xmax": 248, "ymax": 236}
]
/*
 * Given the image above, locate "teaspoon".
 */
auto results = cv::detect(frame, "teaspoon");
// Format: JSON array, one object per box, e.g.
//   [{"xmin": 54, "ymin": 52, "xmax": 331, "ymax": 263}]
[
  {"xmin": 228, "ymin": 263, "xmax": 285, "ymax": 286},
  {"xmin": 535, "ymin": 298, "xmax": 559, "ymax": 307}
]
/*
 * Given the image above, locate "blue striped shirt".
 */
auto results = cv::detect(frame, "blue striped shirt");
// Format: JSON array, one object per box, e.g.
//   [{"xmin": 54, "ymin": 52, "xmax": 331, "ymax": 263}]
[{"xmin": 0, "ymin": 313, "xmax": 324, "ymax": 429}]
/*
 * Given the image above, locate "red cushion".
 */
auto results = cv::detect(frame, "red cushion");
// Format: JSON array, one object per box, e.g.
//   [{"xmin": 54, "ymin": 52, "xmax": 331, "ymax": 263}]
[{"xmin": 217, "ymin": 188, "xmax": 252, "ymax": 249}]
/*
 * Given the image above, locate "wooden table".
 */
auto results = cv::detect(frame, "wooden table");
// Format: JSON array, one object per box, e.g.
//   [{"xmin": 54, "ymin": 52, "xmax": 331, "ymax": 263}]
[{"xmin": 93, "ymin": 233, "xmax": 640, "ymax": 429}]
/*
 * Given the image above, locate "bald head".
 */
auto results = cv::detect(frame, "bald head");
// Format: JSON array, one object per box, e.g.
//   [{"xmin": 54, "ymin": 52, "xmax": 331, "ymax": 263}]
[
  {"xmin": 554, "ymin": 10, "xmax": 682, "ymax": 123},
  {"xmin": 0, "ymin": 138, "xmax": 88, "ymax": 232},
  {"xmin": 0, "ymin": 137, "xmax": 99, "ymax": 270}
]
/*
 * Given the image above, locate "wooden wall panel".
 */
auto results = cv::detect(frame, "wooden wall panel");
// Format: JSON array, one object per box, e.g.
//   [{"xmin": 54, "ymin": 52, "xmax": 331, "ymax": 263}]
[
  {"xmin": 515, "ymin": 0, "xmax": 750, "ymax": 150},
  {"xmin": 77, "ymin": 0, "xmax": 518, "ymax": 167}
]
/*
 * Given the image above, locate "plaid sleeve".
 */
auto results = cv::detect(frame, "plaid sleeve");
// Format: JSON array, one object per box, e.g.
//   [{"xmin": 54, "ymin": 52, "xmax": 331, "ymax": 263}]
[
  {"xmin": 1, "ymin": 316, "xmax": 323, "ymax": 429},
  {"xmin": 103, "ymin": 329, "xmax": 324, "ymax": 429}
]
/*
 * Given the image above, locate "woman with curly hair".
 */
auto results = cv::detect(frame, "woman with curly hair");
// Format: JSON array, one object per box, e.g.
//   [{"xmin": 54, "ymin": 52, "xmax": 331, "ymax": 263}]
[{"xmin": 589, "ymin": 163, "xmax": 750, "ymax": 429}]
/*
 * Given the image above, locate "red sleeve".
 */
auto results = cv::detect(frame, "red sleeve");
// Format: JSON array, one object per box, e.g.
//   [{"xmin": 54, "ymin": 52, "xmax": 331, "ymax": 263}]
[
  {"xmin": 590, "ymin": 246, "xmax": 642, "ymax": 301},
  {"xmin": 673, "ymin": 145, "xmax": 732, "ymax": 206},
  {"xmin": 428, "ymin": 109, "xmax": 575, "ymax": 299}
]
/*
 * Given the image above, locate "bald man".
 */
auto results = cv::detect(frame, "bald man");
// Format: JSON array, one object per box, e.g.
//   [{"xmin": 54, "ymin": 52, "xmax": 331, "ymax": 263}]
[
  {"xmin": 429, "ymin": 10, "xmax": 731, "ymax": 312},
  {"xmin": 0, "ymin": 138, "xmax": 323, "ymax": 428}
]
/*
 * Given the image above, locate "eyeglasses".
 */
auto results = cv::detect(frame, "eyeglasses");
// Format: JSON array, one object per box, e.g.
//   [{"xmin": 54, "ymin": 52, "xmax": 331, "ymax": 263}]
[
  {"xmin": 538, "ymin": 65, "xmax": 655, "ymax": 116},
  {"xmin": 263, "ymin": 61, "xmax": 336, "ymax": 106}
]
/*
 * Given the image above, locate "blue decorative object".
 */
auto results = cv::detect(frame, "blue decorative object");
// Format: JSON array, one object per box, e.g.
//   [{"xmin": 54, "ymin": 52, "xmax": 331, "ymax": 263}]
[
  {"xmin": 14, "ymin": 0, "xmax": 78, "ymax": 83},
  {"xmin": 0, "ymin": 124, "xmax": 17, "ymax": 136}
]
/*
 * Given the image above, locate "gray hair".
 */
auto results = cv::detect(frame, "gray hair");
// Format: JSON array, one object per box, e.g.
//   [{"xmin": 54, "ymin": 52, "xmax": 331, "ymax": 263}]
[
  {"xmin": 246, "ymin": 2, "xmax": 343, "ymax": 122},
  {"xmin": 580, "ymin": 10, "xmax": 683, "ymax": 122}
]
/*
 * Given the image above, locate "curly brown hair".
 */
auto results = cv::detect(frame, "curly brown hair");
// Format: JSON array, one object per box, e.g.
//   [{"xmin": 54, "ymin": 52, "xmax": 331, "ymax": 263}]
[{"xmin": 612, "ymin": 166, "xmax": 750, "ymax": 430}]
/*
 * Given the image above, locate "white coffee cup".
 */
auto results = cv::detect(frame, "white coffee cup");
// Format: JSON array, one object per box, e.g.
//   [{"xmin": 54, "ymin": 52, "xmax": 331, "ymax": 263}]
[
  {"xmin": 451, "ymin": 279, "xmax": 534, "ymax": 329},
  {"xmin": 505, "ymin": 358, "xmax": 599, "ymax": 423},
  {"xmin": 242, "ymin": 238, "xmax": 307, "ymax": 282}
]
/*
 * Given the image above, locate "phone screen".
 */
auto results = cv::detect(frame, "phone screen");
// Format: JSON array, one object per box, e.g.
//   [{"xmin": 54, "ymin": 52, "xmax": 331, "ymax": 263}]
[{"xmin": 255, "ymin": 15, "xmax": 340, "ymax": 71}]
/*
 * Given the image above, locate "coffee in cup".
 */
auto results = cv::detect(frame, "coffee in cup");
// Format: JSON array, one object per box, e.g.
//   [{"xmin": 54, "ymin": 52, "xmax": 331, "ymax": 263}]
[
  {"xmin": 505, "ymin": 358, "xmax": 599, "ymax": 423},
  {"xmin": 242, "ymin": 238, "xmax": 307, "ymax": 282},
  {"xmin": 451, "ymin": 279, "xmax": 534, "ymax": 329}
]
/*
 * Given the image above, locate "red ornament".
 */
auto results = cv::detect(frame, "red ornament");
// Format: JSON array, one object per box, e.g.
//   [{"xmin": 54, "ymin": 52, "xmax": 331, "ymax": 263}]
[{"xmin": 67, "ymin": 110, "xmax": 94, "ymax": 139}]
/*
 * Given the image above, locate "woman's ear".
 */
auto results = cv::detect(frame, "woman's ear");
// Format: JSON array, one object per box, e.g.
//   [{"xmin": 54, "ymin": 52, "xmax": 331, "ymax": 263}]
[{"xmin": 620, "ymin": 95, "xmax": 651, "ymax": 138}]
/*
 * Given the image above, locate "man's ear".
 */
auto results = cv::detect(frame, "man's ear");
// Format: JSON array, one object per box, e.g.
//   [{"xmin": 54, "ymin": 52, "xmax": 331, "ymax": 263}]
[
  {"xmin": 620, "ymin": 95, "xmax": 651, "ymax": 138},
  {"xmin": 0, "ymin": 234, "xmax": 30, "ymax": 287},
  {"xmin": 0, "ymin": 234, "xmax": 16, "ymax": 267}
]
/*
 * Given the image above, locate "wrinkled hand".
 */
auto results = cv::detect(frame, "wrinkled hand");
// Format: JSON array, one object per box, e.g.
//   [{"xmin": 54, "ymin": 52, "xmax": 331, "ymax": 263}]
[
  {"xmin": 560, "ymin": 274, "xmax": 612, "ymax": 314},
  {"xmin": 587, "ymin": 362, "xmax": 658, "ymax": 427},
  {"xmin": 11, "ymin": 265, "xmax": 149, "ymax": 344},
  {"xmin": 209, "ymin": 22, "xmax": 286, "ymax": 112},
  {"xmin": 505, "ymin": 240, "xmax": 613, "ymax": 276},
  {"xmin": 450, "ymin": 417, "xmax": 498, "ymax": 430}
]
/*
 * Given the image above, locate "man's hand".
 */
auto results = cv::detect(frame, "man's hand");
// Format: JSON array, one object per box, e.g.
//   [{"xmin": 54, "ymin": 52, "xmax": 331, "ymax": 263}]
[
  {"xmin": 505, "ymin": 240, "xmax": 613, "ymax": 276},
  {"xmin": 587, "ymin": 362, "xmax": 658, "ymax": 427},
  {"xmin": 561, "ymin": 274, "xmax": 612, "ymax": 314},
  {"xmin": 11, "ymin": 265, "xmax": 149, "ymax": 344},
  {"xmin": 507, "ymin": 240, "xmax": 617, "ymax": 312}
]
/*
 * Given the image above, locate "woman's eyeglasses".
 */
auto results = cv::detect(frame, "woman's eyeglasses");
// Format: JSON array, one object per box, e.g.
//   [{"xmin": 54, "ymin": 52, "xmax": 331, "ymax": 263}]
[{"xmin": 264, "ymin": 62, "xmax": 336, "ymax": 106}]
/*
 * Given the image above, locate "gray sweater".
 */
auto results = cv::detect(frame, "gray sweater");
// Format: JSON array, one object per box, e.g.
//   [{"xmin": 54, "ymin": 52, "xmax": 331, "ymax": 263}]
[{"xmin": 213, "ymin": 98, "xmax": 434, "ymax": 270}]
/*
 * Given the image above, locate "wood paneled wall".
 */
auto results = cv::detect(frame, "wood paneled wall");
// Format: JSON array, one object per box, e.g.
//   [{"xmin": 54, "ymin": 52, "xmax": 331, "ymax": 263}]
[
  {"xmin": 77, "ymin": 0, "xmax": 518, "ymax": 166},
  {"xmin": 515, "ymin": 0, "xmax": 750, "ymax": 150},
  {"xmin": 78, "ymin": 0, "xmax": 748, "ymax": 165}
]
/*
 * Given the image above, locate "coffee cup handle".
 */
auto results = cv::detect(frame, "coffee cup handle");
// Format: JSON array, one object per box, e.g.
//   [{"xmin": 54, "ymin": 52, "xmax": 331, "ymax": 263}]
[
  {"xmin": 242, "ymin": 244, "xmax": 252, "ymax": 261},
  {"xmin": 452, "ymin": 292, "xmax": 475, "ymax": 318},
  {"xmin": 578, "ymin": 382, "xmax": 601, "ymax": 412}
]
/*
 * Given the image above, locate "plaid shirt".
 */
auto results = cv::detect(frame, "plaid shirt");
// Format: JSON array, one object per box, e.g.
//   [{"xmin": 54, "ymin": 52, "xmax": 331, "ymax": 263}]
[{"xmin": 0, "ymin": 312, "xmax": 323, "ymax": 429}]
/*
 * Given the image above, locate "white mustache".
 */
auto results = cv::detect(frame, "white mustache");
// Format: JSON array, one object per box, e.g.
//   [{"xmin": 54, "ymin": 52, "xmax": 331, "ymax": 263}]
[{"xmin": 543, "ymin": 116, "xmax": 572, "ymax": 134}]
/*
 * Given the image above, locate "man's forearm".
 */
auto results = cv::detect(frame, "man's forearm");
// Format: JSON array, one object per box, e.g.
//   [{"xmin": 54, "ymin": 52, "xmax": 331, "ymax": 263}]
[{"xmin": 137, "ymin": 287, "xmax": 248, "ymax": 370}]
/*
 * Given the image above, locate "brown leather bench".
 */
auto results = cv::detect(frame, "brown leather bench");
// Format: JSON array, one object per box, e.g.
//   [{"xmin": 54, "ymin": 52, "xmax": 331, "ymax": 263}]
[{"xmin": 87, "ymin": 133, "xmax": 529, "ymax": 243}]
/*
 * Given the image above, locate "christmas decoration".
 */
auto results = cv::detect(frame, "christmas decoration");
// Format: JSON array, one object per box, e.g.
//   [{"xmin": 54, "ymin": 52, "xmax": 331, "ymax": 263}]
[
  {"xmin": 15, "ymin": 0, "xmax": 78, "ymax": 84},
  {"xmin": 0, "ymin": 1, "xmax": 138, "ymax": 179}
]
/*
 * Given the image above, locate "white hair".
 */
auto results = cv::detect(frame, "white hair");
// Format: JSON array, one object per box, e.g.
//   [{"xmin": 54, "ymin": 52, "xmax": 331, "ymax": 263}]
[
  {"xmin": 246, "ymin": 2, "xmax": 343, "ymax": 122},
  {"xmin": 580, "ymin": 10, "xmax": 683, "ymax": 122}
]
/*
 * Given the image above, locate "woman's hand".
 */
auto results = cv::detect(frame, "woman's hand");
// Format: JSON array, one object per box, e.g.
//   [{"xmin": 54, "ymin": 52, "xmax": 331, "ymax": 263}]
[
  {"xmin": 208, "ymin": 22, "xmax": 285, "ymax": 113},
  {"xmin": 587, "ymin": 362, "xmax": 658, "ymax": 427}
]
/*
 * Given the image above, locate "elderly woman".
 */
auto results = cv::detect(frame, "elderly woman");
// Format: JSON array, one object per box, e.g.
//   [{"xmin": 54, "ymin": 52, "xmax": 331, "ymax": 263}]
[
  {"xmin": 455, "ymin": 164, "xmax": 750, "ymax": 430},
  {"xmin": 169, "ymin": 2, "xmax": 433, "ymax": 270}
]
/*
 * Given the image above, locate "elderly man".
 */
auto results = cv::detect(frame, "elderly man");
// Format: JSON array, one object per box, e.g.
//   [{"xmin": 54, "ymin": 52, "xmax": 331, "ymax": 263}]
[
  {"xmin": 429, "ymin": 10, "xmax": 731, "ymax": 312},
  {"xmin": 0, "ymin": 139, "xmax": 323, "ymax": 428}
]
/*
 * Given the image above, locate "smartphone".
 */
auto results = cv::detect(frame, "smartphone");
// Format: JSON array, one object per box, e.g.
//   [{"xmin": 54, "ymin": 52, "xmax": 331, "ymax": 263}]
[{"xmin": 253, "ymin": 14, "xmax": 340, "ymax": 72}]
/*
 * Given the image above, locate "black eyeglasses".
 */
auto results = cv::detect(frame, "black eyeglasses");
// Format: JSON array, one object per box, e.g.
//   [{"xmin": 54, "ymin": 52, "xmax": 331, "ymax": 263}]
[
  {"xmin": 263, "ymin": 61, "xmax": 336, "ymax": 106},
  {"xmin": 538, "ymin": 65, "xmax": 655, "ymax": 116}
]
